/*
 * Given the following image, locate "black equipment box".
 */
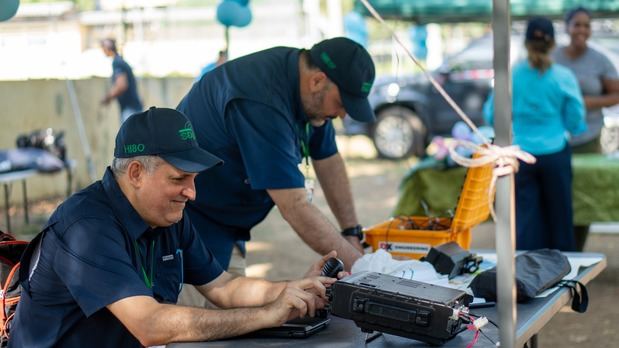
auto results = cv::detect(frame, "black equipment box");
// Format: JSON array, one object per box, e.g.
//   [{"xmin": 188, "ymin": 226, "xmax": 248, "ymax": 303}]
[{"xmin": 329, "ymin": 272, "xmax": 473, "ymax": 345}]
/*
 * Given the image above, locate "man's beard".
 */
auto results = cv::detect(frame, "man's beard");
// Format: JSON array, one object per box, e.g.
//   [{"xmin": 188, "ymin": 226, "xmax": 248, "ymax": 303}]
[{"xmin": 302, "ymin": 86, "xmax": 328, "ymax": 125}]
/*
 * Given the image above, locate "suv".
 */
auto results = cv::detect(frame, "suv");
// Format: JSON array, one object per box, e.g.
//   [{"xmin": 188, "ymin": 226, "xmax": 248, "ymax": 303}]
[{"xmin": 345, "ymin": 33, "xmax": 619, "ymax": 159}]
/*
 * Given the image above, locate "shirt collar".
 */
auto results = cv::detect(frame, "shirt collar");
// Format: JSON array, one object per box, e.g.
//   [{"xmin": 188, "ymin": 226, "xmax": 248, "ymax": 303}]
[
  {"xmin": 101, "ymin": 167, "xmax": 151, "ymax": 240},
  {"xmin": 289, "ymin": 49, "xmax": 308, "ymax": 125}
]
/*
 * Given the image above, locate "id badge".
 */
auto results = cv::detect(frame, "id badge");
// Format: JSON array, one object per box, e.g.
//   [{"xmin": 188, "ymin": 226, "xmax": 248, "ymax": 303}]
[{"xmin": 304, "ymin": 178, "xmax": 315, "ymax": 203}]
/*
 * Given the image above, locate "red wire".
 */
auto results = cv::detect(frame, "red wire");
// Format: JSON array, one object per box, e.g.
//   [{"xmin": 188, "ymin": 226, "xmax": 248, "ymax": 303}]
[{"xmin": 466, "ymin": 330, "xmax": 480, "ymax": 348}]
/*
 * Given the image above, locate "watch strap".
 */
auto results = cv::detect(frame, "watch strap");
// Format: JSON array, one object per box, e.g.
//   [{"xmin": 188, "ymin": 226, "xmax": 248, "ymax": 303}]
[{"xmin": 341, "ymin": 224, "xmax": 364, "ymax": 240}]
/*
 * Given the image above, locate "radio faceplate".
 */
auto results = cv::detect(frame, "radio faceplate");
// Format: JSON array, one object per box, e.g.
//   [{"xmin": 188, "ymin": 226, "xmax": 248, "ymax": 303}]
[{"xmin": 329, "ymin": 272, "xmax": 472, "ymax": 345}]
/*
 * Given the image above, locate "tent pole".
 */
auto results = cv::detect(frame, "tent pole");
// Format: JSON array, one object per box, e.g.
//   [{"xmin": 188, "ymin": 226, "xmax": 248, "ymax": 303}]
[
  {"xmin": 65, "ymin": 79, "xmax": 97, "ymax": 183},
  {"xmin": 492, "ymin": 1, "xmax": 516, "ymax": 348}
]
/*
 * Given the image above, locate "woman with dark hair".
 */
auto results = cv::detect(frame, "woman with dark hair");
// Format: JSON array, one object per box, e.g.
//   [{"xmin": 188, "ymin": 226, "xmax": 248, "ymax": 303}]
[
  {"xmin": 552, "ymin": 7, "xmax": 619, "ymax": 250},
  {"xmin": 553, "ymin": 7, "xmax": 619, "ymax": 153},
  {"xmin": 483, "ymin": 17, "xmax": 586, "ymax": 251}
]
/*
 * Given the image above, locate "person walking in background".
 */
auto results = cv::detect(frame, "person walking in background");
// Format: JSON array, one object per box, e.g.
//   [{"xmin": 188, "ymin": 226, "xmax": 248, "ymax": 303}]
[
  {"xmin": 196, "ymin": 49, "xmax": 228, "ymax": 81},
  {"xmin": 484, "ymin": 17, "xmax": 587, "ymax": 251},
  {"xmin": 100, "ymin": 38, "xmax": 143, "ymax": 124},
  {"xmin": 551, "ymin": 6, "xmax": 619, "ymax": 250}
]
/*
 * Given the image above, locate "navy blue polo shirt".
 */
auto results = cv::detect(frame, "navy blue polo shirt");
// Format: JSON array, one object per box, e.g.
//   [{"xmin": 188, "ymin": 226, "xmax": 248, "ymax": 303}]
[
  {"xmin": 112, "ymin": 55, "xmax": 142, "ymax": 112},
  {"xmin": 177, "ymin": 47, "xmax": 338, "ymax": 268},
  {"xmin": 9, "ymin": 168, "xmax": 223, "ymax": 348}
]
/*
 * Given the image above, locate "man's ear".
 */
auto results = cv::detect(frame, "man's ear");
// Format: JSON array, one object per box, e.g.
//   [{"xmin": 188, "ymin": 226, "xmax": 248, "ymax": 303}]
[
  {"xmin": 308, "ymin": 70, "xmax": 328, "ymax": 93},
  {"xmin": 126, "ymin": 161, "xmax": 145, "ymax": 188}
]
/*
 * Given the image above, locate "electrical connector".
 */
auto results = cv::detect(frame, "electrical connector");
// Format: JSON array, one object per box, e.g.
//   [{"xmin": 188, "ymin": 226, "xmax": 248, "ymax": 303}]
[
  {"xmin": 450, "ymin": 308, "xmax": 460, "ymax": 320},
  {"xmin": 473, "ymin": 316, "xmax": 488, "ymax": 330}
]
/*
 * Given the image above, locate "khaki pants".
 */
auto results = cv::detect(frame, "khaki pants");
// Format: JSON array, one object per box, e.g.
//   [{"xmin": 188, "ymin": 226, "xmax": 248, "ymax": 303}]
[{"xmin": 176, "ymin": 245, "xmax": 246, "ymax": 308}]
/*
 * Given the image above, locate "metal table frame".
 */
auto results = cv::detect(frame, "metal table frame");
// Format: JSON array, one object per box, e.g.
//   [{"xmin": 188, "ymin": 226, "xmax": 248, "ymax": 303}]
[
  {"xmin": 0, "ymin": 164, "xmax": 74, "ymax": 233},
  {"xmin": 0, "ymin": 169, "xmax": 36, "ymax": 232}
]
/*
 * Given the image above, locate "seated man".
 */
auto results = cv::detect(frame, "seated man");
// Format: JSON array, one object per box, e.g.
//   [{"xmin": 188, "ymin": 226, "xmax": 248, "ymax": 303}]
[{"xmin": 9, "ymin": 107, "xmax": 335, "ymax": 347}]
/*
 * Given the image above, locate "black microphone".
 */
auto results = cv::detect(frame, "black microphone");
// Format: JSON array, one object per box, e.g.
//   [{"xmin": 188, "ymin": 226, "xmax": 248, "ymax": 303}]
[
  {"xmin": 321, "ymin": 257, "xmax": 344, "ymax": 278},
  {"xmin": 317, "ymin": 258, "xmax": 344, "ymax": 318}
]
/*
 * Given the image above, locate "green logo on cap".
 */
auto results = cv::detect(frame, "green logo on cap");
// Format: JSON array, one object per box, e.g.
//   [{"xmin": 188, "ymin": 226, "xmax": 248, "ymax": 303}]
[
  {"xmin": 124, "ymin": 144, "xmax": 145, "ymax": 154},
  {"xmin": 361, "ymin": 82, "xmax": 373, "ymax": 93},
  {"xmin": 178, "ymin": 122, "xmax": 196, "ymax": 141},
  {"xmin": 320, "ymin": 52, "xmax": 336, "ymax": 69}
]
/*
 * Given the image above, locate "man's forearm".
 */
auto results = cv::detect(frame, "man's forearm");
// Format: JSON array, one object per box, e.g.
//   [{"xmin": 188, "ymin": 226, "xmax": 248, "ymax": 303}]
[
  {"xmin": 105, "ymin": 73, "xmax": 129, "ymax": 101},
  {"xmin": 108, "ymin": 296, "xmax": 274, "ymax": 346},
  {"xmin": 282, "ymin": 197, "xmax": 362, "ymax": 270},
  {"xmin": 313, "ymin": 153, "xmax": 358, "ymax": 229},
  {"xmin": 148, "ymin": 304, "xmax": 269, "ymax": 344},
  {"xmin": 208, "ymin": 276, "xmax": 286, "ymax": 308},
  {"xmin": 584, "ymin": 94, "xmax": 619, "ymax": 110}
]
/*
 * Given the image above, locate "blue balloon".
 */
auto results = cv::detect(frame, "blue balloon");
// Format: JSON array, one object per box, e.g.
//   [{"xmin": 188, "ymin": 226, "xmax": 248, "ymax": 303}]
[
  {"xmin": 228, "ymin": 0, "xmax": 250, "ymax": 6},
  {"xmin": 0, "ymin": 0, "xmax": 19, "ymax": 22},
  {"xmin": 346, "ymin": 31, "xmax": 368, "ymax": 48},
  {"xmin": 344, "ymin": 12, "xmax": 367, "ymax": 35},
  {"xmin": 344, "ymin": 11, "xmax": 368, "ymax": 47},
  {"xmin": 232, "ymin": 5, "xmax": 252, "ymax": 28},
  {"xmin": 217, "ymin": 1, "xmax": 252, "ymax": 28},
  {"xmin": 451, "ymin": 121, "xmax": 472, "ymax": 141},
  {"xmin": 217, "ymin": 1, "xmax": 241, "ymax": 27},
  {"xmin": 409, "ymin": 25, "xmax": 428, "ymax": 60}
]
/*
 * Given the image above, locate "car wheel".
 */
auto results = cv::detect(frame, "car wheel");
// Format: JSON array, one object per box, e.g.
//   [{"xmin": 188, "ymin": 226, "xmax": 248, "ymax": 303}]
[
  {"xmin": 600, "ymin": 126, "xmax": 619, "ymax": 154},
  {"xmin": 371, "ymin": 106, "xmax": 425, "ymax": 160}
]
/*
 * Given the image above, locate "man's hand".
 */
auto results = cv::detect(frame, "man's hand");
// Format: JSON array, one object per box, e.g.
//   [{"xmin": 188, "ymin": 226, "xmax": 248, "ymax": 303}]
[
  {"xmin": 262, "ymin": 277, "xmax": 334, "ymax": 326},
  {"xmin": 304, "ymin": 251, "xmax": 349, "ymax": 279},
  {"xmin": 101, "ymin": 94, "xmax": 112, "ymax": 106}
]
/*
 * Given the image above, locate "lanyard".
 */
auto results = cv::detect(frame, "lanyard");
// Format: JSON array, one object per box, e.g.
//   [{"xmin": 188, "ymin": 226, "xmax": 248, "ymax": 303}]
[
  {"xmin": 299, "ymin": 123, "xmax": 315, "ymax": 202},
  {"xmin": 133, "ymin": 240, "xmax": 156, "ymax": 288},
  {"xmin": 299, "ymin": 123, "xmax": 311, "ymax": 176}
]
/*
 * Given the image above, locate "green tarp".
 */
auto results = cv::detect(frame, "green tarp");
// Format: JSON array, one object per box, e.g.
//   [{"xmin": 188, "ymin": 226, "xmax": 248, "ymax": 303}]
[
  {"xmin": 355, "ymin": 0, "xmax": 619, "ymax": 23},
  {"xmin": 394, "ymin": 154, "xmax": 619, "ymax": 225}
]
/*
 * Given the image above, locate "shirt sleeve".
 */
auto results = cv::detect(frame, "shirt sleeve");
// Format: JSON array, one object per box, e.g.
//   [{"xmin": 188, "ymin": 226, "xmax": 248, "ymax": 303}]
[
  {"xmin": 112, "ymin": 59, "xmax": 127, "ymax": 79},
  {"xmin": 52, "ymin": 218, "xmax": 151, "ymax": 317},
  {"xmin": 225, "ymin": 99, "xmax": 305, "ymax": 190},
  {"xmin": 600, "ymin": 52, "xmax": 619, "ymax": 80},
  {"xmin": 560, "ymin": 69, "xmax": 587, "ymax": 136},
  {"xmin": 179, "ymin": 215, "xmax": 224, "ymax": 285}
]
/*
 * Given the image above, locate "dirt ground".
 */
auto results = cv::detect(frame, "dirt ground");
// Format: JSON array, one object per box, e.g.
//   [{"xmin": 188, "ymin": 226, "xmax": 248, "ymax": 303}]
[{"xmin": 7, "ymin": 136, "xmax": 618, "ymax": 347}]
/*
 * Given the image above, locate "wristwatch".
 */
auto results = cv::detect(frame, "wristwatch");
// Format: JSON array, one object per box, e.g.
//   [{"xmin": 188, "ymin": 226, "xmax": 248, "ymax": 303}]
[{"xmin": 341, "ymin": 224, "xmax": 364, "ymax": 241}]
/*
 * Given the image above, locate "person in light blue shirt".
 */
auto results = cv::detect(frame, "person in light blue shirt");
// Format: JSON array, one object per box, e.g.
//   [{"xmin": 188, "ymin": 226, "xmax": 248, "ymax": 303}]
[{"xmin": 483, "ymin": 17, "xmax": 586, "ymax": 251}]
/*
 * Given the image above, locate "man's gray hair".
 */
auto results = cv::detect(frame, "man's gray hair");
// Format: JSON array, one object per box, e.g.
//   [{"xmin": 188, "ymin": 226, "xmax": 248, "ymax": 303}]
[{"xmin": 111, "ymin": 156, "xmax": 164, "ymax": 176}]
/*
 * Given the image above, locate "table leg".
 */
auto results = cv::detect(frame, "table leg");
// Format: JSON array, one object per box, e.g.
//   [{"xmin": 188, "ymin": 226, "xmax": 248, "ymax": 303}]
[
  {"xmin": 22, "ymin": 179, "xmax": 29, "ymax": 225},
  {"xmin": 3, "ymin": 183, "xmax": 11, "ymax": 233}
]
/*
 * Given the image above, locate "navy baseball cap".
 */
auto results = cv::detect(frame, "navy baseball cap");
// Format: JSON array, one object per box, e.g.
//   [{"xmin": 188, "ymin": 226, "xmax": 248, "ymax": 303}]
[
  {"xmin": 114, "ymin": 107, "xmax": 223, "ymax": 173},
  {"xmin": 526, "ymin": 17, "xmax": 555, "ymax": 43},
  {"xmin": 309, "ymin": 37, "xmax": 376, "ymax": 123}
]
